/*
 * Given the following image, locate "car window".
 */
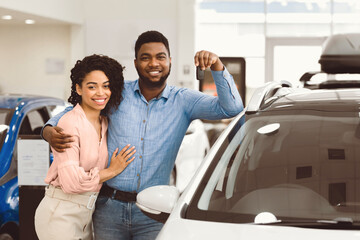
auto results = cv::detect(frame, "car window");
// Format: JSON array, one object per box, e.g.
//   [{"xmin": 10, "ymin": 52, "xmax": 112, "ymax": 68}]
[
  {"xmin": 187, "ymin": 109, "xmax": 360, "ymax": 225},
  {"xmin": 48, "ymin": 104, "xmax": 68, "ymax": 118},
  {"xmin": 19, "ymin": 107, "xmax": 49, "ymax": 136},
  {"xmin": 0, "ymin": 109, "xmax": 11, "ymax": 149}
]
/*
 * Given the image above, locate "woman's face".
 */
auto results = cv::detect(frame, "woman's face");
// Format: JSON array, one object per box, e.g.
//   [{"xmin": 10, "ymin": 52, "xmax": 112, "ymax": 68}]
[{"xmin": 76, "ymin": 70, "xmax": 111, "ymax": 113}]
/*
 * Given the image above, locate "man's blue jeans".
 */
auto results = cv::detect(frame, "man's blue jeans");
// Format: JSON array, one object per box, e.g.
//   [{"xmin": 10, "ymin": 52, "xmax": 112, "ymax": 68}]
[{"xmin": 93, "ymin": 195, "xmax": 163, "ymax": 240}]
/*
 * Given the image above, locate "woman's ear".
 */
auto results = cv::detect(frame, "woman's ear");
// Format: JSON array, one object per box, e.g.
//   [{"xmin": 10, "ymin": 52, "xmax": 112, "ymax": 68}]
[{"xmin": 76, "ymin": 83, "xmax": 82, "ymax": 96}]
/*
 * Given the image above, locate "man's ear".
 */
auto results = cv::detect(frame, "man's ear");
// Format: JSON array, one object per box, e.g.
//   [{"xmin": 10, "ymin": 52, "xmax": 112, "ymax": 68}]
[{"xmin": 76, "ymin": 84, "xmax": 82, "ymax": 96}]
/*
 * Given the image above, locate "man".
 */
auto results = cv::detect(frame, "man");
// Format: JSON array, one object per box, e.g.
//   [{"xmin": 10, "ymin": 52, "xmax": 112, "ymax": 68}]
[{"xmin": 43, "ymin": 30, "xmax": 243, "ymax": 239}]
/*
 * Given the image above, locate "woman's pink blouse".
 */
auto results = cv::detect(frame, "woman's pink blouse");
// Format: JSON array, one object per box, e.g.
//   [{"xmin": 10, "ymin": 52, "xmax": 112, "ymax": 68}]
[{"xmin": 45, "ymin": 104, "xmax": 109, "ymax": 193}]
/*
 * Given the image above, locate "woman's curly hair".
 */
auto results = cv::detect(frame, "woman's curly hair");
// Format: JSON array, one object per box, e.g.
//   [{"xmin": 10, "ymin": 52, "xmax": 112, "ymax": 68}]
[{"xmin": 68, "ymin": 54, "xmax": 125, "ymax": 116}]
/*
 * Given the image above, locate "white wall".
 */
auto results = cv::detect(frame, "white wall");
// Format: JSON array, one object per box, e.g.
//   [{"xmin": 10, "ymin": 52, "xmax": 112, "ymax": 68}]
[
  {"xmin": 177, "ymin": 0, "xmax": 196, "ymax": 89},
  {"xmin": 0, "ymin": 0, "xmax": 83, "ymax": 24},
  {"xmin": 0, "ymin": 0, "xmax": 84, "ymax": 99},
  {"xmin": 82, "ymin": 0, "xmax": 197, "ymax": 87},
  {"xmin": 82, "ymin": 0, "xmax": 179, "ymax": 85},
  {"xmin": 0, "ymin": 25, "xmax": 71, "ymax": 99},
  {"xmin": 0, "ymin": 0, "xmax": 197, "ymax": 99}
]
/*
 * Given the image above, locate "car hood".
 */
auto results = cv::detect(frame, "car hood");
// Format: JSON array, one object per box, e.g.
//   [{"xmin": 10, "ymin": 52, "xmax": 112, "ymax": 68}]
[{"xmin": 156, "ymin": 218, "xmax": 360, "ymax": 240}]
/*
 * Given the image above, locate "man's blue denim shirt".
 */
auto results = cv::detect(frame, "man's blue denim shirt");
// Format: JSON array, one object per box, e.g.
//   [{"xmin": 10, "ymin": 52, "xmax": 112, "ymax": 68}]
[{"xmin": 46, "ymin": 68, "xmax": 243, "ymax": 192}]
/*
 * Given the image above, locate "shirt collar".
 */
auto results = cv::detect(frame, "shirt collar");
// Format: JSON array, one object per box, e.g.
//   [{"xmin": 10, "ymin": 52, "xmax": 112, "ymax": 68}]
[{"xmin": 134, "ymin": 79, "xmax": 170, "ymax": 100}]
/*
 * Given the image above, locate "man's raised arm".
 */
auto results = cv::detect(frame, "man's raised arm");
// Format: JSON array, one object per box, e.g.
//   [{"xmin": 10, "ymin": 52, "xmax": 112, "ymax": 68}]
[{"xmin": 190, "ymin": 50, "xmax": 243, "ymax": 119}]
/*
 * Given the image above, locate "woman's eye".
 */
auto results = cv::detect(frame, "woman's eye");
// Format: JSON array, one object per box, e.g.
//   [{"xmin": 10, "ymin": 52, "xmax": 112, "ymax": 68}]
[{"xmin": 104, "ymin": 85, "xmax": 110, "ymax": 89}]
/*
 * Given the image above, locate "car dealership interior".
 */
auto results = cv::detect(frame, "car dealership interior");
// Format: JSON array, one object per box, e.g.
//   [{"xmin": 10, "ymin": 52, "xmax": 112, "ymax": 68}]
[
  {"xmin": 1, "ymin": 0, "xmax": 360, "ymax": 240},
  {"xmin": 1, "ymin": 0, "xmax": 359, "ymax": 103}
]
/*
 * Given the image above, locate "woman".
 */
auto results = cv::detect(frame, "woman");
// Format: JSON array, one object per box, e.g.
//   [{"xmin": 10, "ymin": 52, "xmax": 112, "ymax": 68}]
[{"xmin": 34, "ymin": 54, "xmax": 135, "ymax": 240}]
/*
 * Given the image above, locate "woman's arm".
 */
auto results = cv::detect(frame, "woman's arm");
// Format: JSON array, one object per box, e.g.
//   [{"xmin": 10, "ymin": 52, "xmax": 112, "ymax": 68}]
[
  {"xmin": 56, "ymin": 144, "xmax": 135, "ymax": 193},
  {"xmin": 52, "ymin": 112, "xmax": 135, "ymax": 193}
]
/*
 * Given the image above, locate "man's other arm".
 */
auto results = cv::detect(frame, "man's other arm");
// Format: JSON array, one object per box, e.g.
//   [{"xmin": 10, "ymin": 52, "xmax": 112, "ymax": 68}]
[{"xmin": 41, "ymin": 105, "xmax": 74, "ymax": 152}]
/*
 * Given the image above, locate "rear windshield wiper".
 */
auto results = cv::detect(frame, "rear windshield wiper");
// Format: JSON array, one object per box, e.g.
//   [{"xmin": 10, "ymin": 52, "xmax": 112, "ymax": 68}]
[
  {"xmin": 256, "ymin": 217, "xmax": 359, "ymax": 229},
  {"xmin": 317, "ymin": 217, "xmax": 353, "ymax": 225}
]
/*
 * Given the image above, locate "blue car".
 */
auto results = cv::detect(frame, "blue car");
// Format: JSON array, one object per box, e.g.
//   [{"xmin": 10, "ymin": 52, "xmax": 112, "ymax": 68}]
[{"xmin": 0, "ymin": 94, "xmax": 66, "ymax": 240}]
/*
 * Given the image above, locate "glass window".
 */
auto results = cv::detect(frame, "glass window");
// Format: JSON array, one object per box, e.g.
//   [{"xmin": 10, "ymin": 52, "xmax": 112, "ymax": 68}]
[
  {"xmin": 196, "ymin": 0, "xmax": 360, "ymax": 88},
  {"xmin": 273, "ymin": 45, "xmax": 322, "ymax": 86},
  {"xmin": 266, "ymin": 0, "xmax": 332, "ymax": 36},
  {"xmin": 267, "ymin": 23, "xmax": 331, "ymax": 37},
  {"xmin": 0, "ymin": 109, "xmax": 11, "ymax": 149},
  {"xmin": 48, "ymin": 104, "xmax": 68, "ymax": 118},
  {"xmin": 19, "ymin": 108, "xmax": 48, "ymax": 136},
  {"xmin": 333, "ymin": 0, "xmax": 360, "ymax": 34},
  {"xmin": 187, "ymin": 109, "xmax": 360, "ymax": 225},
  {"xmin": 199, "ymin": 0, "xmax": 265, "ymax": 14},
  {"xmin": 333, "ymin": 0, "xmax": 360, "ymax": 22}
]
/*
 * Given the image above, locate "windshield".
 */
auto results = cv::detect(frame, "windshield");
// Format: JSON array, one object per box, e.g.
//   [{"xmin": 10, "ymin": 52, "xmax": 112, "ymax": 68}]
[
  {"xmin": 186, "ymin": 109, "xmax": 360, "ymax": 227},
  {"xmin": 0, "ymin": 109, "xmax": 12, "ymax": 150}
]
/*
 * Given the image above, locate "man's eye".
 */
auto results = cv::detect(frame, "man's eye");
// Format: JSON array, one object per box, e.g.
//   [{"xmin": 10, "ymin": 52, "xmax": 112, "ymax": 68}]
[
  {"xmin": 158, "ymin": 56, "xmax": 166, "ymax": 60},
  {"xmin": 140, "ymin": 57, "xmax": 149, "ymax": 61},
  {"xmin": 88, "ymin": 86, "xmax": 95, "ymax": 89}
]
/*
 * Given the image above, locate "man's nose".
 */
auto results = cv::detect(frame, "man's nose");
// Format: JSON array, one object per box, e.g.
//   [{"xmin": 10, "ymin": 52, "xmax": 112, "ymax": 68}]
[{"xmin": 149, "ymin": 57, "xmax": 159, "ymax": 67}]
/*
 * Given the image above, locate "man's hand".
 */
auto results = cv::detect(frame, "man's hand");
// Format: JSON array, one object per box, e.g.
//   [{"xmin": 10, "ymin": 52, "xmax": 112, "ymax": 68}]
[
  {"xmin": 194, "ymin": 50, "xmax": 224, "ymax": 71},
  {"xmin": 43, "ymin": 126, "xmax": 74, "ymax": 152}
]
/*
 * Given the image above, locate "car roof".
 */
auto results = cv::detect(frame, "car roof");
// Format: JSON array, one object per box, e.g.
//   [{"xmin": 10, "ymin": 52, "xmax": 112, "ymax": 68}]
[
  {"xmin": 0, "ymin": 93, "xmax": 65, "ymax": 109},
  {"xmin": 247, "ymin": 80, "xmax": 360, "ymax": 114},
  {"xmin": 260, "ymin": 88, "xmax": 360, "ymax": 113},
  {"xmin": 248, "ymin": 32, "xmax": 360, "ymax": 114}
]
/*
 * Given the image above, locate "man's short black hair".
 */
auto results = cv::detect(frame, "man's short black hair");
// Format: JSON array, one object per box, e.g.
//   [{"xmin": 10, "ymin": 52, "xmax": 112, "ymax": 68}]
[{"xmin": 135, "ymin": 30, "xmax": 170, "ymax": 59}]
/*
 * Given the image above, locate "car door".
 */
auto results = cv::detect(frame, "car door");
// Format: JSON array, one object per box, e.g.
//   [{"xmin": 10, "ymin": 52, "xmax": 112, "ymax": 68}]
[{"xmin": 17, "ymin": 106, "xmax": 55, "ymax": 240}]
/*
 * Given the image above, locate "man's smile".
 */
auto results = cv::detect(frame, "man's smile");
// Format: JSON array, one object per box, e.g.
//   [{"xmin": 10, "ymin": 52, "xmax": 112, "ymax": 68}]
[{"xmin": 148, "ymin": 70, "xmax": 161, "ymax": 76}]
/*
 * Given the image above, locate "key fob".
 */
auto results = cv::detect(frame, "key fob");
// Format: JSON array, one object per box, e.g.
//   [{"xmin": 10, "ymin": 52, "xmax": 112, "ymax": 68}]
[{"xmin": 196, "ymin": 66, "xmax": 204, "ymax": 81}]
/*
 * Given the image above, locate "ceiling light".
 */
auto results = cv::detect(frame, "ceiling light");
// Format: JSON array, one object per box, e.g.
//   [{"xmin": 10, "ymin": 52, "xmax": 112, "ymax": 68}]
[
  {"xmin": 2, "ymin": 15, "xmax": 12, "ymax": 20},
  {"xmin": 25, "ymin": 19, "xmax": 35, "ymax": 24}
]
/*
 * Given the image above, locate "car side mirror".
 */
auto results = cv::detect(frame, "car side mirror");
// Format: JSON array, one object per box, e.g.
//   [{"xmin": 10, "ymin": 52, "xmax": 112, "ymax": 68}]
[{"xmin": 136, "ymin": 185, "xmax": 180, "ymax": 223}]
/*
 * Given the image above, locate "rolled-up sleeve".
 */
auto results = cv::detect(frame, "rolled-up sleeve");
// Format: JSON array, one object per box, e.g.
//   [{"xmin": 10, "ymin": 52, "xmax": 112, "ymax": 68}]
[{"xmin": 185, "ymin": 67, "xmax": 244, "ymax": 120}]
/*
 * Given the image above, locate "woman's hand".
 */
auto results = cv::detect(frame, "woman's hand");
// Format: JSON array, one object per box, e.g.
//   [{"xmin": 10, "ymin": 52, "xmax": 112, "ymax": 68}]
[
  {"xmin": 109, "ymin": 144, "xmax": 136, "ymax": 176},
  {"xmin": 99, "ymin": 144, "xmax": 136, "ymax": 183}
]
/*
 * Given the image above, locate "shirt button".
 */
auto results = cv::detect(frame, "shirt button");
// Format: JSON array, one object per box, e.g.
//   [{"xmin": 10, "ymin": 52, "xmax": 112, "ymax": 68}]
[
  {"xmin": 139, "ymin": 156, "xmax": 142, "ymax": 159},
  {"xmin": 143, "ymin": 120, "xmax": 146, "ymax": 123},
  {"xmin": 141, "ymin": 138, "xmax": 144, "ymax": 141},
  {"xmin": 137, "ymin": 174, "xmax": 140, "ymax": 177}
]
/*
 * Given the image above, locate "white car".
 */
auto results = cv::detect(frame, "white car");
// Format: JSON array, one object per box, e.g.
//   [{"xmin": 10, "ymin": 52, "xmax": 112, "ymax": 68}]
[
  {"xmin": 136, "ymin": 33, "xmax": 360, "ymax": 239},
  {"xmin": 171, "ymin": 119, "xmax": 210, "ymax": 193}
]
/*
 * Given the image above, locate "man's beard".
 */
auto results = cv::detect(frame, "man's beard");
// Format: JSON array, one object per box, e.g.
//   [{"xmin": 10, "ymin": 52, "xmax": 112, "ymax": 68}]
[{"xmin": 136, "ymin": 64, "xmax": 171, "ymax": 89}]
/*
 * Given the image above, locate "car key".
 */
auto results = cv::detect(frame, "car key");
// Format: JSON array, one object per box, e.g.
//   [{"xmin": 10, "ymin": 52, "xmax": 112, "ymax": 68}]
[{"xmin": 196, "ymin": 66, "xmax": 204, "ymax": 81}]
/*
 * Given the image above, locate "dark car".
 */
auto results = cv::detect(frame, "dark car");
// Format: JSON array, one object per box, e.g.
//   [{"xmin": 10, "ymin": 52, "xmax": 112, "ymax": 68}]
[
  {"xmin": 0, "ymin": 94, "xmax": 66, "ymax": 240},
  {"xmin": 136, "ymin": 33, "xmax": 360, "ymax": 239}
]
